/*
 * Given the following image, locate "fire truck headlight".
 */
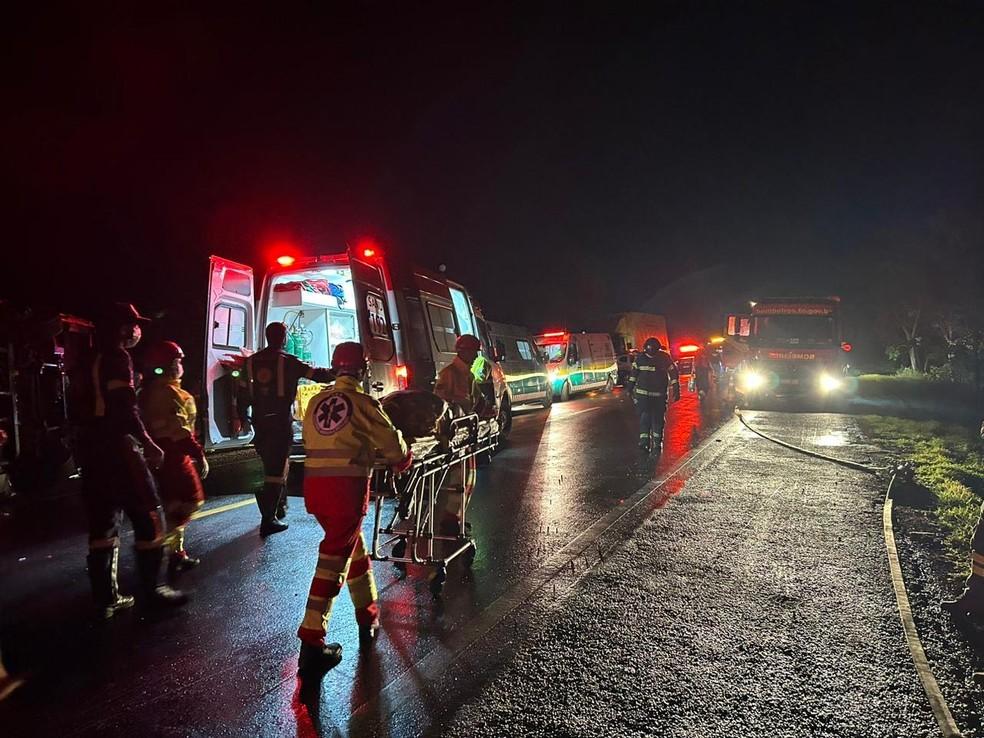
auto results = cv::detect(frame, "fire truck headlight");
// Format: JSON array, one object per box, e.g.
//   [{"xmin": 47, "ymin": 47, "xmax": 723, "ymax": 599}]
[
  {"xmin": 738, "ymin": 369, "xmax": 765, "ymax": 392},
  {"xmin": 818, "ymin": 373, "xmax": 842, "ymax": 393}
]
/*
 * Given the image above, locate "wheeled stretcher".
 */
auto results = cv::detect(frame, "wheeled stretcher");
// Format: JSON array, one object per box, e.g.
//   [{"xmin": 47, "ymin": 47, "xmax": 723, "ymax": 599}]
[{"xmin": 368, "ymin": 414, "xmax": 500, "ymax": 596}]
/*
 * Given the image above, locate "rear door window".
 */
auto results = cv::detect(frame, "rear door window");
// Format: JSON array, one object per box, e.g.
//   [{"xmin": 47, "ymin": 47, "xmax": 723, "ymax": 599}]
[
  {"xmin": 516, "ymin": 340, "xmax": 533, "ymax": 361},
  {"xmin": 427, "ymin": 303, "xmax": 458, "ymax": 354}
]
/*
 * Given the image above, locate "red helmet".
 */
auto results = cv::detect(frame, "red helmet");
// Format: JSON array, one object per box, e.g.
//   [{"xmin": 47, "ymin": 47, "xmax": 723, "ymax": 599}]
[
  {"xmin": 143, "ymin": 341, "xmax": 184, "ymax": 375},
  {"xmin": 331, "ymin": 342, "xmax": 366, "ymax": 374},
  {"xmin": 454, "ymin": 334, "xmax": 481, "ymax": 352}
]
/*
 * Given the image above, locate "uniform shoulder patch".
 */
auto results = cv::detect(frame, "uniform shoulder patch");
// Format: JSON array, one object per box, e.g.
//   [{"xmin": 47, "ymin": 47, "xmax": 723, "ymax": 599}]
[{"xmin": 311, "ymin": 392, "xmax": 354, "ymax": 435}]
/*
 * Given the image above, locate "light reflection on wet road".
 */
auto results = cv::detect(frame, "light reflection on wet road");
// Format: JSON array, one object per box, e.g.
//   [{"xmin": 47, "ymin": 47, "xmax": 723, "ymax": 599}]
[{"xmin": 0, "ymin": 386, "xmax": 730, "ymax": 737}]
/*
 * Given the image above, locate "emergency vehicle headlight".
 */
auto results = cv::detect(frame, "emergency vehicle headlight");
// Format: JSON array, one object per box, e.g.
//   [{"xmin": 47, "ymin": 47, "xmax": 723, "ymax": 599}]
[
  {"xmin": 738, "ymin": 370, "xmax": 765, "ymax": 392},
  {"xmin": 548, "ymin": 369, "xmax": 559, "ymax": 383},
  {"xmin": 818, "ymin": 373, "xmax": 842, "ymax": 393}
]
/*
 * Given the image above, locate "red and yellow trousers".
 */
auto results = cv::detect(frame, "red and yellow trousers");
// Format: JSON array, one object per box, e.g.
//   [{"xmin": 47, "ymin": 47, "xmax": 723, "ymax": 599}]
[{"xmin": 297, "ymin": 475, "xmax": 378, "ymax": 646}]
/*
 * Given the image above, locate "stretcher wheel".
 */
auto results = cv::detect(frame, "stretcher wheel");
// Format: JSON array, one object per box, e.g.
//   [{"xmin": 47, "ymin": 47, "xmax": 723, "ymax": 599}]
[
  {"xmin": 463, "ymin": 542, "xmax": 476, "ymax": 568},
  {"xmin": 429, "ymin": 565, "xmax": 447, "ymax": 597}
]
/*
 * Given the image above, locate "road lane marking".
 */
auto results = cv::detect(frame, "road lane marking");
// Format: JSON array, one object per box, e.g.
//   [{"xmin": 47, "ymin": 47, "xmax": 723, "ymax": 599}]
[
  {"xmin": 548, "ymin": 406, "xmax": 603, "ymax": 422},
  {"xmin": 190, "ymin": 497, "xmax": 255, "ymax": 520},
  {"xmin": 347, "ymin": 416, "xmax": 741, "ymax": 729},
  {"xmin": 884, "ymin": 494, "xmax": 963, "ymax": 738}
]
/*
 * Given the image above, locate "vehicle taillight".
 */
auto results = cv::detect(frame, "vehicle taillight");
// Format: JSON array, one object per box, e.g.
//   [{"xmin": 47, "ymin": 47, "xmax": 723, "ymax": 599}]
[
  {"xmin": 396, "ymin": 364, "xmax": 409, "ymax": 390},
  {"xmin": 678, "ymin": 343, "xmax": 700, "ymax": 354}
]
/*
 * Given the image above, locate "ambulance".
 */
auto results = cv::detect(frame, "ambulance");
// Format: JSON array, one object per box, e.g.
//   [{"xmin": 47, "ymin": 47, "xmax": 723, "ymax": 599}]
[
  {"xmin": 532, "ymin": 331, "xmax": 617, "ymax": 402},
  {"xmin": 202, "ymin": 246, "xmax": 501, "ymax": 449}
]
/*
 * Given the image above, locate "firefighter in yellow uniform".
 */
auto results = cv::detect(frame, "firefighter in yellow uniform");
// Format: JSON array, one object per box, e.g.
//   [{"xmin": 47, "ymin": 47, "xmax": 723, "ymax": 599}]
[
  {"xmin": 139, "ymin": 341, "xmax": 208, "ymax": 579},
  {"xmin": 434, "ymin": 334, "xmax": 485, "ymax": 533},
  {"xmin": 296, "ymin": 342, "xmax": 412, "ymax": 678}
]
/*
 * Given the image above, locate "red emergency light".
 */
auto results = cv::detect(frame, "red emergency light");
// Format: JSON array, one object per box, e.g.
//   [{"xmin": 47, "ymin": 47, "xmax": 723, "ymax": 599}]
[
  {"xmin": 841, "ymin": 342, "xmax": 853, "ymax": 352},
  {"xmin": 677, "ymin": 343, "xmax": 700, "ymax": 354},
  {"xmin": 276, "ymin": 255, "xmax": 296, "ymax": 267},
  {"xmin": 540, "ymin": 331, "xmax": 567, "ymax": 338},
  {"xmin": 395, "ymin": 364, "xmax": 409, "ymax": 390}
]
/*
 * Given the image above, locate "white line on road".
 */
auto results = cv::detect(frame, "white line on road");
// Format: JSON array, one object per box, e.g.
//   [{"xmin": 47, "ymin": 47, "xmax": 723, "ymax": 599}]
[{"xmin": 346, "ymin": 416, "xmax": 741, "ymax": 731}]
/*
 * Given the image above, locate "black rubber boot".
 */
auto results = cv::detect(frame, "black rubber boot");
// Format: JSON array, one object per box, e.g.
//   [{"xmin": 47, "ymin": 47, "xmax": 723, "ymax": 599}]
[
  {"xmin": 167, "ymin": 550, "xmax": 201, "ymax": 581},
  {"xmin": 257, "ymin": 484, "xmax": 289, "ymax": 536},
  {"xmin": 86, "ymin": 548, "xmax": 135, "ymax": 620},
  {"xmin": 135, "ymin": 546, "xmax": 189, "ymax": 610},
  {"xmin": 298, "ymin": 642, "xmax": 343, "ymax": 678},
  {"xmin": 359, "ymin": 620, "xmax": 380, "ymax": 648},
  {"xmin": 942, "ymin": 577, "xmax": 984, "ymax": 617},
  {"xmin": 275, "ymin": 489, "xmax": 288, "ymax": 521}
]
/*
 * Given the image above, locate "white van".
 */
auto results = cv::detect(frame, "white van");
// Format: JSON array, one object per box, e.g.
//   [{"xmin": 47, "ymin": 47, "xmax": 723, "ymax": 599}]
[{"xmin": 532, "ymin": 331, "xmax": 617, "ymax": 402}]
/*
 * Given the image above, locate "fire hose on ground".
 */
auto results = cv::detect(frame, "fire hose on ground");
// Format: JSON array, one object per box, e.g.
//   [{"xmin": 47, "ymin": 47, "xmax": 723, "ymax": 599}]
[{"xmin": 735, "ymin": 409, "xmax": 962, "ymax": 738}]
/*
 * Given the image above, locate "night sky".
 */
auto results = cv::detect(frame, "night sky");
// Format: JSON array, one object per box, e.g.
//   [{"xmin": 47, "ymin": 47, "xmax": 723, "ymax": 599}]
[{"xmin": 4, "ymin": 1, "xmax": 983, "ymax": 342}]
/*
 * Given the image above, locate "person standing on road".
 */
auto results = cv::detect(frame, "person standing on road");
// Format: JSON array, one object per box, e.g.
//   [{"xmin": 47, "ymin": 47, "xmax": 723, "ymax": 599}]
[
  {"xmin": 434, "ymin": 334, "xmax": 486, "ymax": 533},
  {"xmin": 72, "ymin": 303, "xmax": 187, "ymax": 617},
  {"xmin": 942, "ymin": 420, "xmax": 984, "ymax": 617},
  {"xmin": 296, "ymin": 342, "xmax": 411, "ymax": 677},
  {"xmin": 628, "ymin": 337, "xmax": 680, "ymax": 453},
  {"xmin": 236, "ymin": 322, "xmax": 334, "ymax": 536},
  {"xmin": 139, "ymin": 340, "xmax": 208, "ymax": 580}
]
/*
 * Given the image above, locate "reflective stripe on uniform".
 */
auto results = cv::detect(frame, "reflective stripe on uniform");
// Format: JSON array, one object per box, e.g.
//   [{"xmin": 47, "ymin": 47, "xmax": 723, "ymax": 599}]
[
  {"xmin": 634, "ymin": 388, "xmax": 664, "ymax": 397},
  {"xmin": 973, "ymin": 552, "xmax": 984, "ymax": 578},
  {"xmin": 306, "ymin": 448, "xmax": 355, "ymax": 459},
  {"xmin": 636, "ymin": 365, "xmax": 657, "ymax": 372},
  {"xmin": 305, "ymin": 464, "xmax": 372, "ymax": 477}
]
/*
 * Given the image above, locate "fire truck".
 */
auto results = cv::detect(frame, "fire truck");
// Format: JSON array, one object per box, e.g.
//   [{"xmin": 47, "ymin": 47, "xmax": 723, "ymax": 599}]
[
  {"xmin": 203, "ymin": 245, "xmax": 507, "ymax": 451},
  {"xmin": 0, "ymin": 307, "xmax": 94, "ymax": 497},
  {"xmin": 725, "ymin": 297, "xmax": 851, "ymax": 404}
]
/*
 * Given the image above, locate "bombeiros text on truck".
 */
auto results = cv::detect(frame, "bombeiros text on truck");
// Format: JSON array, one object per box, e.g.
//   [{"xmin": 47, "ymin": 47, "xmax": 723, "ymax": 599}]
[
  {"xmin": 203, "ymin": 243, "xmax": 508, "ymax": 451},
  {"xmin": 725, "ymin": 296, "xmax": 853, "ymax": 405}
]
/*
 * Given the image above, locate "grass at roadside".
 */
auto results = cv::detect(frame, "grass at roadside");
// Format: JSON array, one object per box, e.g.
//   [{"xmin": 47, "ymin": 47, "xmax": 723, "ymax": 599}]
[{"xmin": 858, "ymin": 416, "xmax": 984, "ymax": 577}]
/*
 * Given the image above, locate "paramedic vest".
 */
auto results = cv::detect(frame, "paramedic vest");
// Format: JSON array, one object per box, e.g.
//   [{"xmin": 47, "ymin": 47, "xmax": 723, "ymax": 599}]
[
  {"xmin": 629, "ymin": 350, "xmax": 679, "ymax": 398},
  {"xmin": 302, "ymin": 375, "xmax": 409, "ymax": 478},
  {"xmin": 240, "ymin": 347, "xmax": 332, "ymax": 420}
]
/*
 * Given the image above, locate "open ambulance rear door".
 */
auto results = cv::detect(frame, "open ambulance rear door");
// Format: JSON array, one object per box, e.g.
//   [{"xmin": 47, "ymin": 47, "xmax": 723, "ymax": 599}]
[
  {"xmin": 348, "ymin": 250, "xmax": 399, "ymax": 397},
  {"xmin": 203, "ymin": 256, "xmax": 256, "ymax": 449}
]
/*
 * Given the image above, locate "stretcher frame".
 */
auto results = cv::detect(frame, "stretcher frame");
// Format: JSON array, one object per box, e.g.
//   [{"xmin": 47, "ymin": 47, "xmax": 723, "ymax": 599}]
[{"xmin": 368, "ymin": 414, "xmax": 499, "ymax": 596}]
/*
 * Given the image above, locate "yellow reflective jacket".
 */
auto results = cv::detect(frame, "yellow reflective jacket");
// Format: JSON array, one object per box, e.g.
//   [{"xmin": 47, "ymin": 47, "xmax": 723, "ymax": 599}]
[
  {"xmin": 302, "ymin": 375, "xmax": 409, "ymax": 477},
  {"xmin": 139, "ymin": 379, "xmax": 197, "ymax": 442},
  {"xmin": 435, "ymin": 357, "xmax": 482, "ymax": 414}
]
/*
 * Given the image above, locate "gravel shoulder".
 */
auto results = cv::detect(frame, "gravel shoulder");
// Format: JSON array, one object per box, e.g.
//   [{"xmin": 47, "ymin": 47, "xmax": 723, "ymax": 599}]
[{"xmin": 434, "ymin": 413, "xmax": 937, "ymax": 738}]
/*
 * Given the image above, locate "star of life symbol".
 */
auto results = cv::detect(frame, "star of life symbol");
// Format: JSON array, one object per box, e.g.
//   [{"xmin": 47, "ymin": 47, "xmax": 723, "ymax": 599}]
[{"xmin": 313, "ymin": 393, "xmax": 352, "ymax": 435}]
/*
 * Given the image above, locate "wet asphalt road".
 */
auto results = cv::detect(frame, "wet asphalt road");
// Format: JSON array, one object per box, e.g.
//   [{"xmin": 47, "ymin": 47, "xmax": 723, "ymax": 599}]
[
  {"xmin": 0, "ymin": 396, "xmax": 937, "ymax": 737},
  {"xmin": 0, "ymin": 387, "xmax": 729, "ymax": 737}
]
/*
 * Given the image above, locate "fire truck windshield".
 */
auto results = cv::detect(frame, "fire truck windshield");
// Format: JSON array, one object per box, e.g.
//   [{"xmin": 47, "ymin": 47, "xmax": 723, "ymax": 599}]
[{"xmin": 753, "ymin": 315, "xmax": 836, "ymax": 346}]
